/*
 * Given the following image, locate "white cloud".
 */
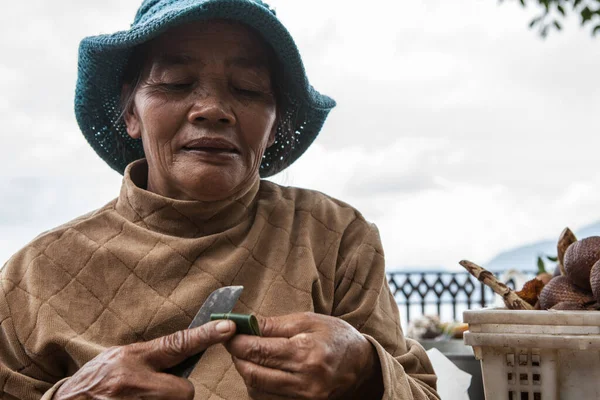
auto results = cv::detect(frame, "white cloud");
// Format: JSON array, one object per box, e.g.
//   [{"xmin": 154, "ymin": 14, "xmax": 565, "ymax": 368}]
[{"xmin": 269, "ymin": 141, "xmax": 532, "ymax": 268}]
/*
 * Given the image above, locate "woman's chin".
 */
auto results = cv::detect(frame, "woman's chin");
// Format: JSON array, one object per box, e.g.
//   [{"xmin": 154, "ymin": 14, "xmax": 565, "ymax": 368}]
[{"xmin": 172, "ymin": 168, "xmax": 249, "ymax": 201}]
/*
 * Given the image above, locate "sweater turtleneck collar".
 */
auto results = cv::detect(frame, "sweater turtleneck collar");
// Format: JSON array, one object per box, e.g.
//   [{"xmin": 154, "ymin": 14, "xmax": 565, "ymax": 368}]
[{"xmin": 115, "ymin": 159, "xmax": 260, "ymax": 238}]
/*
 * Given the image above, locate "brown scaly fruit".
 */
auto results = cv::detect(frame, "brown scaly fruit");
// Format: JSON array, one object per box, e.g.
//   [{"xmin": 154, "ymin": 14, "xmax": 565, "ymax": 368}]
[
  {"xmin": 557, "ymin": 227, "xmax": 577, "ymax": 276},
  {"xmin": 550, "ymin": 301, "xmax": 587, "ymax": 310},
  {"xmin": 563, "ymin": 236, "xmax": 600, "ymax": 291},
  {"xmin": 539, "ymin": 275, "xmax": 594, "ymax": 310},
  {"xmin": 590, "ymin": 259, "xmax": 600, "ymax": 303},
  {"xmin": 516, "ymin": 278, "xmax": 545, "ymax": 306}
]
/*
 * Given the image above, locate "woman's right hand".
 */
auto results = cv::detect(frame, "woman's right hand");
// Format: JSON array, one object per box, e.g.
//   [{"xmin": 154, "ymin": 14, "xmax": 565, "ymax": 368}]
[{"xmin": 54, "ymin": 319, "xmax": 236, "ymax": 400}]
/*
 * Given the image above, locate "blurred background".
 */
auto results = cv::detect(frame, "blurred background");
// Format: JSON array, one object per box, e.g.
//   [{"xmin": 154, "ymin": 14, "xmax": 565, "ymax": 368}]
[{"xmin": 1, "ymin": 0, "xmax": 599, "ymax": 326}]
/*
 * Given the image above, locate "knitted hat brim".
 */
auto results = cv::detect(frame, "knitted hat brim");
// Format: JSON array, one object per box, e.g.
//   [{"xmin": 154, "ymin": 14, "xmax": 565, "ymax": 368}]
[{"xmin": 75, "ymin": 0, "xmax": 335, "ymax": 177}]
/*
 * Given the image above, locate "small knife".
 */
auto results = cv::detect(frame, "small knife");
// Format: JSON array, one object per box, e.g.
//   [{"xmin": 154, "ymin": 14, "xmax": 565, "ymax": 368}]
[{"xmin": 165, "ymin": 285, "xmax": 244, "ymax": 378}]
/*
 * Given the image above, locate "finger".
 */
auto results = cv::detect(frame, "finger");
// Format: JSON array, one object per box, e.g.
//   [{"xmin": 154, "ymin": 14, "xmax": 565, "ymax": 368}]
[
  {"xmin": 79, "ymin": 368, "xmax": 195, "ymax": 400},
  {"xmin": 232, "ymin": 356, "xmax": 310, "ymax": 399},
  {"xmin": 225, "ymin": 335, "xmax": 305, "ymax": 372},
  {"xmin": 138, "ymin": 373, "xmax": 196, "ymax": 400},
  {"xmin": 260, "ymin": 312, "xmax": 320, "ymax": 338},
  {"xmin": 140, "ymin": 319, "xmax": 236, "ymax": 370}
]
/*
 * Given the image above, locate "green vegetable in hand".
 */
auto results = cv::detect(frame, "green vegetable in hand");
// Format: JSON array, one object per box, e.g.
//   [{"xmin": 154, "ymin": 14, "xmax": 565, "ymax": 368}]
[{"xmin": 210, "ymin": 313, "xmax": 261, "ymax": 336}]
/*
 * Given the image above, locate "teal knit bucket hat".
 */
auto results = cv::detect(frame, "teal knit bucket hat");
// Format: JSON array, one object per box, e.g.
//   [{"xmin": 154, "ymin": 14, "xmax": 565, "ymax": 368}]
[{"xmin": 75, "ymin": 0, "xmax": 336, "ymax": 177}]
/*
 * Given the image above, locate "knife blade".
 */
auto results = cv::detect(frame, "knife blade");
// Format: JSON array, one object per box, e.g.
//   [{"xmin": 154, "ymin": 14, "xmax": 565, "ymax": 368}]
[{"xmin": 166, "ymin": 285, "xmax": 243, "ymax": 378}]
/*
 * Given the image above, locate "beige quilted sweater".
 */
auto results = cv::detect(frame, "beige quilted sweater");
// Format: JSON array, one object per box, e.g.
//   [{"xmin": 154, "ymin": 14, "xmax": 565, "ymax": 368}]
[{"xmin": 0, "ymin": 160, "xmax": 438, "ymax": 400}]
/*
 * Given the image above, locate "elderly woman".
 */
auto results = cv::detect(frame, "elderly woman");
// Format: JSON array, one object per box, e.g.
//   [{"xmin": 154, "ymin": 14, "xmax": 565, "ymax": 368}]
[{"xmin": 0, "ymin": 1, "xmax": 439, "ymax": 399}]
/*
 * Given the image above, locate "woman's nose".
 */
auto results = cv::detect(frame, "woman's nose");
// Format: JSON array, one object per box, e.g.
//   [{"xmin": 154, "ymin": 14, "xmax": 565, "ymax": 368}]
[{"xmin": 187, "ymin": 92, "xmax": 236, "ymax": 126}]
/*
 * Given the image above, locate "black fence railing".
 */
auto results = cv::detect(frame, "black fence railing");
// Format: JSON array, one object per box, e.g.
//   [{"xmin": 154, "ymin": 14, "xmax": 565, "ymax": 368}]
[{"xmin": 387, "ymin": 270, "xmax": 537, "ymax": 326}]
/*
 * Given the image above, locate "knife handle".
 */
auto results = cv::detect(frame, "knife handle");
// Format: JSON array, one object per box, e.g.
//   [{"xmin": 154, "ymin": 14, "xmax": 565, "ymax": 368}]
[{"xmin": 164, "ymin": 352, "xmax": 203, "ymax": 378}]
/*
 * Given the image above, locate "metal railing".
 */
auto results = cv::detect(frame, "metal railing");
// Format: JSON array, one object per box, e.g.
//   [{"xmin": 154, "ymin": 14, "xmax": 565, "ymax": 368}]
[{"xmin": 387, "ymin": 270, "xmax": 536, "ymax": 326}]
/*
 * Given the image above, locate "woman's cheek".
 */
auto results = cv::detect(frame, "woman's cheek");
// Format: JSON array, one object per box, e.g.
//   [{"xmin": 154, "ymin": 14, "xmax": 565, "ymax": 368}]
[{"xmin": 146, "ymin": 107, "xmax": 182, "ymax": 143}]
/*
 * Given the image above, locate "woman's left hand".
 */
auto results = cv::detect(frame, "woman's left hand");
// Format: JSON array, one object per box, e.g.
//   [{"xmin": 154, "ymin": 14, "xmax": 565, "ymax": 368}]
[{"xmin": 224, "ymin": 312, "xmax": 382, "ymax": 400}]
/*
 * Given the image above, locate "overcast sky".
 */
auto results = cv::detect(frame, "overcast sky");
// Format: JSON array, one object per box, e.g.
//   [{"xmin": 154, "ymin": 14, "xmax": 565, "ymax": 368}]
[{"xmin": 1, "ymin": 0, "xmax": 599, "ymax": 270}]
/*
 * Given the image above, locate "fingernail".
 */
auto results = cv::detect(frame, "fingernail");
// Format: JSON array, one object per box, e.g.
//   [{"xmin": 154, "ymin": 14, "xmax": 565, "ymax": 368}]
[{"xmin": 216, "ymin": 320, "xmax": 233, "ymax": 333}]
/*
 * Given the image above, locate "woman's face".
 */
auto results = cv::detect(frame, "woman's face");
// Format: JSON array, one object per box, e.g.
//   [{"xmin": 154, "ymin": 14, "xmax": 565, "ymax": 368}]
[{"xmin": 124, "ymin": 21, "xmax": 277, "ymax": 201}]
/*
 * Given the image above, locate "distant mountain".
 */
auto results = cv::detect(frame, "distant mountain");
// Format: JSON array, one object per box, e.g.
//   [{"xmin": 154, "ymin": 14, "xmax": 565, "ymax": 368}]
[{"xmin": 484, "ymin": 221, "xmax": 600, "ymax": 272}]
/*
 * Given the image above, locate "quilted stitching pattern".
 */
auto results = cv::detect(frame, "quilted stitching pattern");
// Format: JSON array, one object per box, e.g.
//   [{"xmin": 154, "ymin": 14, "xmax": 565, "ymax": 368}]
[{"xmin": 0, "ymin": 161, "xmax": 439, "ymax": 400}]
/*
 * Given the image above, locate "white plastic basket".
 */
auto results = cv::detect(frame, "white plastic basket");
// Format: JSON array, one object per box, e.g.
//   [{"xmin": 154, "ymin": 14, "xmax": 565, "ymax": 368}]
[{"xmin": 463, "ymin": 308, "xmax": 600, "ymax": 400}]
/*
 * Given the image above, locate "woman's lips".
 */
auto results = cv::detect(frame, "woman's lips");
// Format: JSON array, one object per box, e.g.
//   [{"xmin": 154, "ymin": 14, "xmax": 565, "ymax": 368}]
[{"xmin": 182, "ymin": 137, "xmax": 240, "ymax": 155}]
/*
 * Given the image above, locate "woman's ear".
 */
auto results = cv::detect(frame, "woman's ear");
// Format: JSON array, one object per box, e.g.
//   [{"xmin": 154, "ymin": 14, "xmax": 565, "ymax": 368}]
[
  {"xmin": 266, "ymin": 121, "xmax": 277, "ymax": 147},
  {"xmin": 122, "ymin": 83, "xmax": 141, "ymax": 139}
]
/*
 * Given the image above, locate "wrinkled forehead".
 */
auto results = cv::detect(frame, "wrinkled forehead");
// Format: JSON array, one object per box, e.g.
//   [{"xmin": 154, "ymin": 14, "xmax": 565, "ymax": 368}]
[{"xmin": 145, "ymin": 19, "xmax": 273, "ymax": 70}]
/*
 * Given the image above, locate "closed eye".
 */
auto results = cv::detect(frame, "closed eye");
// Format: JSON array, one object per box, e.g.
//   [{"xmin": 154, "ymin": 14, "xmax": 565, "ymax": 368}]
[
  {"xmin": 160, "ymin": 82, "xmax": 194, "ymax": 92},
  {"xmin": 235, "ymin": 87, "xmax": 262, "ymax": 96},
  {"xmin": 232, "ymin": 83, "xmax": 274, "ymax": 99}
]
